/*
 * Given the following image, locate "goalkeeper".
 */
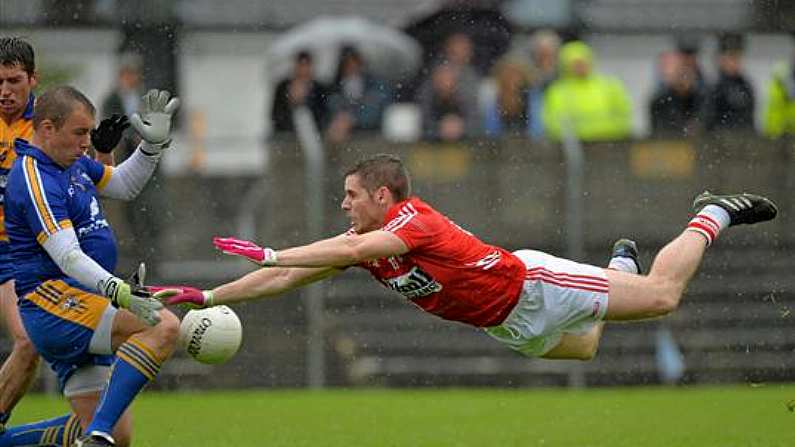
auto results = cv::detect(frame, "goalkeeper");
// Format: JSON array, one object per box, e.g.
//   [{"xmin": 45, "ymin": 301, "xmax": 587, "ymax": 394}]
[
  {"xmin": 0, "ymin": 86, "xmax": 180, "ymax": 447},
  {"xmin": 156, "ymin": 154, "xmax": 777, "ymax": 363}
]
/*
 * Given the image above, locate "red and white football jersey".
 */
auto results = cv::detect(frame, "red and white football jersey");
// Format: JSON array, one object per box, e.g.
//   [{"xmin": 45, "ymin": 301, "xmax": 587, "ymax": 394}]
[{"xmin": 357, "ymin": 197, "xmax": 525, "ymax": 327}]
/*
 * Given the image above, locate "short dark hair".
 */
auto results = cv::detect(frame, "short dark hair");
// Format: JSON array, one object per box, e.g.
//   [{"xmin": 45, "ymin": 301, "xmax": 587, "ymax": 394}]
[
  {"xmin": 344, "ymin": 154, "xmax": 412, "ymax": 202},
  {"xmin": 296, "ymin": 50, "xmax": 312, "ymax": 63},
  {"xmin": 718, "ymin": 33, "xmax": 745, "ymax": 54},
  {"xmin": 0, "ymin": 37, "xmax": 35, "ymax": 75},
  {"xmin": 33, "ymin": 86, "xmax": 95, "ymax": 130}
]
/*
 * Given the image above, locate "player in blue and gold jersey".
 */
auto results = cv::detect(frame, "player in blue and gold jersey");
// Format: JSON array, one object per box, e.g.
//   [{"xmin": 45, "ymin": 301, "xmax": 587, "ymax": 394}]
[
  {"xmin": 0, "ymin": 36, "xmax": 46, "ymax": 436},
  {"xmin": 0, "ymin": 37, "xmax": 131, "ymax": 447},
  {"xmin": 2, "ymin": 86, "xmax": 181, "ymax": 447}
]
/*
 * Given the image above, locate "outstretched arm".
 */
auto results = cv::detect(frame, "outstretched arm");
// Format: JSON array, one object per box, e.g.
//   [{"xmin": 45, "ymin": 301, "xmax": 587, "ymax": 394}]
[
  {"xmin": 154, "ymin": 231, "xmax": 408, "ymax": 308},
  {"xmin": 212, "ymin": 266, "xmax": 342, "ymax": 305},
  {"xmin": 152, "ymin": 265, "xmax": 343, "ymax": 308},
  {"xmin": 216, "ymin": 230, "xmax": 409, "ymax": 268}
]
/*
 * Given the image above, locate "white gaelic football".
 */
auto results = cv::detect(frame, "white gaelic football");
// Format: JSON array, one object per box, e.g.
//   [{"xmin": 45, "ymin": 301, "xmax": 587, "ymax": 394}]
[{"xmin": 179, "ymin": 305, "xmax": 243, "ymax": 365}]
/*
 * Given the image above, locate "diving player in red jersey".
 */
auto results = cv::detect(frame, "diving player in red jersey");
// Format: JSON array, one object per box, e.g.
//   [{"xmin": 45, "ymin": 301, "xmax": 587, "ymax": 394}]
[{"xmin": 153, "ymin": 154, "xmax": 777, "ymax": 361}]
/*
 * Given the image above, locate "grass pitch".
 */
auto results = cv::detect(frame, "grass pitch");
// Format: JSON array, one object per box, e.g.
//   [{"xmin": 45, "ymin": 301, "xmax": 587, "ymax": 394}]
[{"xmin": 14, "ymin": 385, "xmax": 795, "ymax": 446}]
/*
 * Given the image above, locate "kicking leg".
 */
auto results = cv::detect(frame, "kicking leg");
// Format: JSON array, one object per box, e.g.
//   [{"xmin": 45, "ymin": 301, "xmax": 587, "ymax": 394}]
[
  {"xmin": 76, "ymin": 308, "xmax": 179, "ymax": 446},
  {"xmin": 70, "ymin": 391, "xmax": 133, "ymax": 447}
]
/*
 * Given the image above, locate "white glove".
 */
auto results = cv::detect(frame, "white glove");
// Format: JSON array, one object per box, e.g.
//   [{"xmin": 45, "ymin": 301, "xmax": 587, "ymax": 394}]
[
  {"xmin": 130, "ymin": 89, "xmax": 180, "ymax": 155},
  {"xmin": 99, "ymin": 267, "xmax": 163, "ymax": 326}
]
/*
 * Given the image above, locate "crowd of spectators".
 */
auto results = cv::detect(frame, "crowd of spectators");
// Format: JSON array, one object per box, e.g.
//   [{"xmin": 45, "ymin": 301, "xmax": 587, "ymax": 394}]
[{"xmin": 269, "ymin": 30, "xmax": 795, "ymax": 144}]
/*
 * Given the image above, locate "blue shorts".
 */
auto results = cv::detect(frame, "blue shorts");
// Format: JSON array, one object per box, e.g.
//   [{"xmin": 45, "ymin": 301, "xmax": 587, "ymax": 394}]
[
  {"xmin": 19, "ymin": 280, "xmax": 114, "ymax": 391},
  {"xmin": 0, "ymin": 244, "xmax": 14, "ymax": 285}
]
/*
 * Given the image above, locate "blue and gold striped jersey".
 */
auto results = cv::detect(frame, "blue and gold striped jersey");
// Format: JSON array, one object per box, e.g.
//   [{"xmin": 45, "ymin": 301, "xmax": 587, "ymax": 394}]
[
  {"xmin": 0, "ymin": 95, "xmax": 34, "ymax": 283},
  {"xmin": 5, "ymin": 139, "xmax": 116, "ymax": 296}
]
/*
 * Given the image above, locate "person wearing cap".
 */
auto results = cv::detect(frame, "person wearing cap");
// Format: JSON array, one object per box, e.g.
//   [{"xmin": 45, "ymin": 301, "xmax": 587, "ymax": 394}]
[
  {"xmin": 702, "ymin": 33, "xmax": 755, "ymax": 132},
  {"xmin": 542, "ymin": 40, "xmax": 633, "ymax": 142}
]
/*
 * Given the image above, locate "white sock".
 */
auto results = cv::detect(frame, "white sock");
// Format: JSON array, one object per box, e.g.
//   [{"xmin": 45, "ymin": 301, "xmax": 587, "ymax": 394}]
[
  {"xmin": 608, "ymin": 256, "xmax": 638, "ymax": 274},
  {"xmin": 687, "ymin": 204, "xmax": 731, "ymax": 246}
]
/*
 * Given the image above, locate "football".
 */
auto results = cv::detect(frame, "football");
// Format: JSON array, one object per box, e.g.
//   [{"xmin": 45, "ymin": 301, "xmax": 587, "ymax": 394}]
[{"xmin": 179, "ymin": 305, "xmax": 243, "ymax": 365}]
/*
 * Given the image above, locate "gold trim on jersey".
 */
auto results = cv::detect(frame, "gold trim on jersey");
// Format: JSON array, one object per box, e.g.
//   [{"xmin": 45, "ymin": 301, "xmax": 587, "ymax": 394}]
[
  {"xmin": 0, "ymin": 116, "xmax": 33, "ymax": 243},
  {"xmin": 95, "ymin": 165, "xmax": 113, "ymax": 191},
  {"xmin": 24, "ymin": 280, "xmax": 109, "ymax": 329},
  {"xmin": 35, "ymin": 219, "xmax": 73, "ymax": 244},
  {"xmin": 23, "ymin": 156, "xmax": 68, "ymax": 237}
]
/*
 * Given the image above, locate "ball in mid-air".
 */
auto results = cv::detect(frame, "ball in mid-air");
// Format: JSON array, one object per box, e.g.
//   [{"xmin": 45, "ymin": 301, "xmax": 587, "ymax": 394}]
[{"xmin": 179, "ymin": 305, "xmax": 243, "ymax": 364}]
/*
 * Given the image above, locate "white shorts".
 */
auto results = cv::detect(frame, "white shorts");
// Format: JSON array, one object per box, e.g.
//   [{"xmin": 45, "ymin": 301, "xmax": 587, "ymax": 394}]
[{"xmin": 484, "ymin": 249, "xmax": 609, "ymax": 357}]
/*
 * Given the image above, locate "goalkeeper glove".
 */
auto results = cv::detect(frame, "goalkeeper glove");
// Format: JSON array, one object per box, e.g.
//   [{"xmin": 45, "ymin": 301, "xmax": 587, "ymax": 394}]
[
  {"xmin": 149, "ymin": 286, "xmax": 214, "ymax": 309},
  {"xmin": 213, "ymin": 236, "xmax": 278, "ymax": 266},
  {"xmin": 100, "ymin": 263, "xmax": 163, "ymax": 326},
  {"xmin": 91, "ymin": 114, "xmax": 130, "ymax": 153},
  {"xmin": 130, "ymin": 89, "xmax": 181, "ymax": 155}
]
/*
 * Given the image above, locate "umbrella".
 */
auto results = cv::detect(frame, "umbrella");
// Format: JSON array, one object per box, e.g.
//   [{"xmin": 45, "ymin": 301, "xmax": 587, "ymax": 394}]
[
  {"xmin": 403, "ymin": 5, "xmax": 513, "ymax": 76},
  {"xmin": 267, "ymin": 16, "xmax": 423, "ymax": 83}
]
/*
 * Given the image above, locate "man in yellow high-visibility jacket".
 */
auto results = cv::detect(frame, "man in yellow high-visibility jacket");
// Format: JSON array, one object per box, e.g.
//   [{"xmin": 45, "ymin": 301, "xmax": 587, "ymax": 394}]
[
  {"xmin": 543, "ymin": 41, "xmax": 633, "ymax": 142},
  {"xmin": 762, "ymin": 53, "xmax": 795, "ymax": 137}
]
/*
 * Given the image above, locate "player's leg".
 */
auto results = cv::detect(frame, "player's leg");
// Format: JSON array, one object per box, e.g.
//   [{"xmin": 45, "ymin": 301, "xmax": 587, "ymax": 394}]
[
  {"xmin": 70, "ymin": 391, "xmax": 132, "ymax": 447},
  {"xmin": 77, "ymin": 307, "xmax": 179, "ymax": 446},
  {"xmin": 0, "ymin": 282, "xmax": 116, "ymax": 447},
  {"xmin": 605, "ymin": 191, "xmax": 777, "ymax": 321},
  {"xmin": 0, "ymin": 412, "xmax": 82, "ymax": 447},
  {"xmin": 541, "ymin": 323, "xmax": 604, "ymax": 360},
  {"xmin": 0, "ymin": 280, "xmax": 40, "ymax": 426},
  {"xmin": 0, "ymin": 278, "xmax": 83, "ymax": 447},
  {"xmin": 542, "ymin": 239, "xmax": 642, "ymax": 360}
]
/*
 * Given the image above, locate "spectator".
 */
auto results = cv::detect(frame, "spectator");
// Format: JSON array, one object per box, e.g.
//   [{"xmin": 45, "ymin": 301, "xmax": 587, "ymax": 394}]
[
  {"xmin": 438, "ymin": 32, "xmax": 481, "ymax": 95},
  {"xmin": 702, "ymin": 33, "xmax": 755, "ymax": 132},
  {"xmin": 527, "ymin": 29, "xmax": 561, "ymax": 138},
  {"xmin": 762, "ymin": 36, "xmax": 795, "ymax": 138},
  {"xmin": 418, "ymin": 64, "xmax": 480, "ymax": 141},
  {"xmin": 325, "ymin": 46, "xmax": 393, "ymax": 145},
  {"xmin": 529, "ymin": 29, "xmax": 560, "ymax": 91},
  {"xmin": 675, "ymin": 34, "xmax": 706, "ymax": 90},
  {"xmin": 101, "ymin": 53, "xmax": 144, "ymax": 161},
  {"xmin": 271, "ymin": 50, "xmax": 327, "ymax": 132},
  {"xmin": 542, "ymin": 41, "xmax": 632, "ymax": 142},
  {"xmin": 483, "ymin": 56, "xmax": 533, "ymax": 137},
  {"xmin": 100, "ymin": 53, "xmax": 166, "ymax": 271},
  {"xmin": 649, "ymin": 51, "xmax": 706, "ymax": 137},
  {"xmin": 414, "ymin": 33, "xmax": 483, "ymax": 142}
]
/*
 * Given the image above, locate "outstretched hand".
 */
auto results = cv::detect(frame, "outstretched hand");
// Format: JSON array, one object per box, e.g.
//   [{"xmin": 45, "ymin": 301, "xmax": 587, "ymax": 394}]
[
  {"xmin": 149, "ymin": 285, "xmax": 213, "ymax": 309},
  {"xmin": 213, "ymin": 236, "xmax": 277, "ymax": 266},
  {"xmin": 130, "ymin": 89, "xmax": 180, "ymax": 153}
]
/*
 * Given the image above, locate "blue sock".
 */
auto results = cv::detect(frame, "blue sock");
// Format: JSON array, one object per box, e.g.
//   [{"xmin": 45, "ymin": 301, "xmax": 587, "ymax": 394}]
[
  {"xmin": 86, "ymin": 339, "xmax": 162, "ymax": 436},
  {"xmin": 0, "ymin": 413, "xmax": 82, "ymax": 446}
]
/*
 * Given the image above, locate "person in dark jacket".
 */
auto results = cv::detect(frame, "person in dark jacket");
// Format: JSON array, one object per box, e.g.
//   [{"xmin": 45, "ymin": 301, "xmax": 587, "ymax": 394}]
[
  {"xmin": 702, "ymin": 33, "xmax": 755, "ymax": 132},
  {"xmin": 271, "ymin": 51, "xmax": 327, "ymax": 133},
  {"xmin": 649, "ymin": 50, "xmax": 706, "ymax": 137}
]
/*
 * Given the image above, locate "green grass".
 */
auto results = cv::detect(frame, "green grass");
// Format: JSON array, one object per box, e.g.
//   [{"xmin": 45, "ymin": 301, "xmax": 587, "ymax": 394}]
[{"xmin": 13, "ymin": 385, "xmax": 795, "ymax": 446}]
